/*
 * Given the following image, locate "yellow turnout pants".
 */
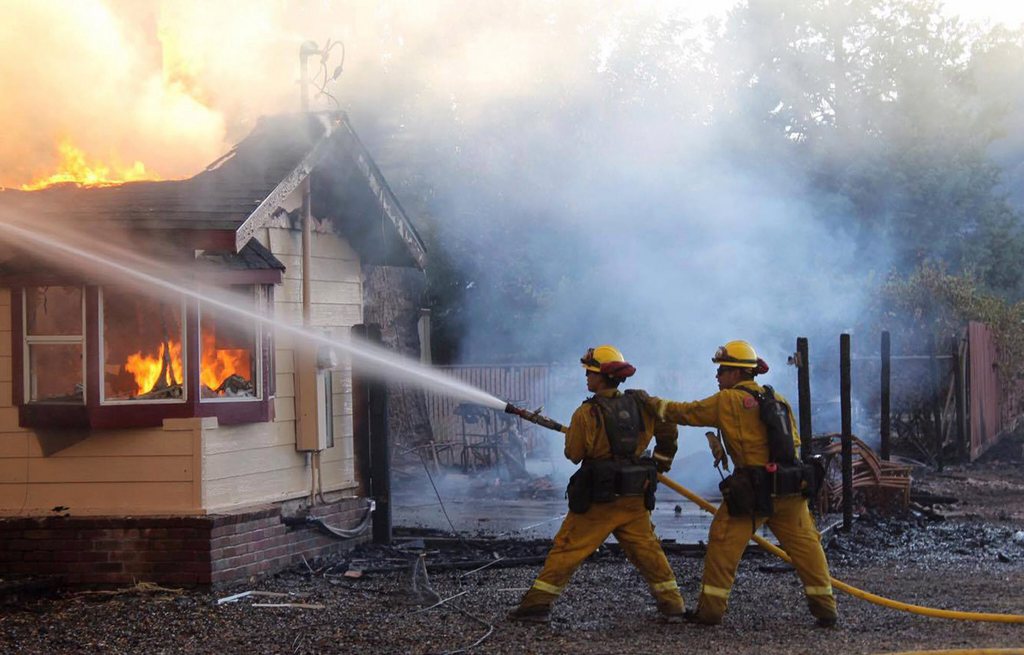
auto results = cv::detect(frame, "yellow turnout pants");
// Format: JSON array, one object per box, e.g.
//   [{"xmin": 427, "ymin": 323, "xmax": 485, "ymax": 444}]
[
  {"xmin": 695, "ymin": 494, "xmax": 837, "ymax": 624},
  {"xmin": 517, "ymin": 496, "xmax": 684, "ymax": 615}
]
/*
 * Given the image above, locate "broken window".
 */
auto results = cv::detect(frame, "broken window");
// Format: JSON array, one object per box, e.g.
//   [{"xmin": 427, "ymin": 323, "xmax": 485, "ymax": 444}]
[
  {"xmin": 199, "ymin": 287, "xmax": 260, "ymax": 400},
  {"xmin": 101, "ymin": 288, "xmax": 185, "ymax": 403},
  {"xmin": 24, "ymin": 286, "xmax": 84, "ymax": 404}
]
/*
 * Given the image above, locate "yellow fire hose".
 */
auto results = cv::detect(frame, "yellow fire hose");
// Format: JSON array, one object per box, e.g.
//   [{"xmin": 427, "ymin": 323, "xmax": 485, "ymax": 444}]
[
  {"xmin": 873, "ymin": 650, "xmax": 1024, "ymax": 655},
  {"xmin": 657, "ymin": 473, "xmax": 1024, "ymax": 624}
]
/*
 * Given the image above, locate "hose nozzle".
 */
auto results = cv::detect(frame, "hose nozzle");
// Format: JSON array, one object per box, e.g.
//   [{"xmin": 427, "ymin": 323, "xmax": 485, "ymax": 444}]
[{"xmin": 502, "ymin": 402, "xmax": 567, "ymax": 434}]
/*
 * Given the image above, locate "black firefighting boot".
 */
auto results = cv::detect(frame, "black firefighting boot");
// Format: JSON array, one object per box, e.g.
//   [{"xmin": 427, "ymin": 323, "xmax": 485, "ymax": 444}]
[
  {"xmin": 683, "ymin": 609, "xmax": 720, "ymax": 626},
  {"xmin": 657, "ymin": 601, "xmax": 685, "ymax": 624},
  {"xmin": 816, "ymin": 616, "xmax": 838, "ymax": 628},
  {"xmin": 507, "ymin": 605, "xmax": 551, "ymax": 624}
]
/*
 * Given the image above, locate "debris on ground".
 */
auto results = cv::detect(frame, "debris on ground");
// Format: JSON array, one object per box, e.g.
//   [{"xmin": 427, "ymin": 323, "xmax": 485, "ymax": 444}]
[{"xmin": 2, "ymin": 459, "xmax": 1023, "ymax": 654}]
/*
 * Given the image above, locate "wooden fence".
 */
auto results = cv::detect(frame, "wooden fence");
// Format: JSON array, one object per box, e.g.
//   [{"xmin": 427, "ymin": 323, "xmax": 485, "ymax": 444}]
[
  {"xmin": 422, "ymin": 364, "xmax": 690, "ymax": 470},
  {"xmin": 967, "ymin": 321, "xmax": 1024, "ymax": 460},
  {"xmin": 423, "ymin": 365, "xmax": 552, "ymax": 469}
]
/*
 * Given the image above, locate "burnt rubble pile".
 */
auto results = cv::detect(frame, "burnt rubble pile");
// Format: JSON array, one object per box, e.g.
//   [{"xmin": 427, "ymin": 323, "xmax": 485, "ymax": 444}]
[{"xmin": 827, "ymin": 511, "xmax": 1024, "ymax": 567}]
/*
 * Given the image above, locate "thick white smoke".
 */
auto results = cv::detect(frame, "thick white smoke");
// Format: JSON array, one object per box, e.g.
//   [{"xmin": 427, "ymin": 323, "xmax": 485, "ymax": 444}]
[{"xmin": 1, "ymin": 0, "xmax": 1019, "ymax": 479}]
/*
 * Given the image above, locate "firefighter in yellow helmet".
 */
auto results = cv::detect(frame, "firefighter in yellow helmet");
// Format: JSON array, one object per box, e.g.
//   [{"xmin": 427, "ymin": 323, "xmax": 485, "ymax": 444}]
[
  {"xmin": 639, "ymin": 340, "xmax": 838, "ymax": 627},
  {"xmin": 508, "ymin": 345, "xmax": 684, "ymax": 623}
]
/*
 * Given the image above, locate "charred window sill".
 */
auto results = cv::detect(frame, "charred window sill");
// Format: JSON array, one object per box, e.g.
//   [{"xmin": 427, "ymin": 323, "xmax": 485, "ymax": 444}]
[{"xmin": 19, "ymin": 399, "xmax": 274, "ymax": 430}]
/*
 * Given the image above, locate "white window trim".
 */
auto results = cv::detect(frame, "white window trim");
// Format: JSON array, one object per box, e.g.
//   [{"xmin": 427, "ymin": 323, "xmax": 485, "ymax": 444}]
[
  {"xmin": 22, "ymin": 287, "xmax": 85, "ymax": 405},
  {"xmin": 98, "ymin": 287, "xmax": 188, "ymax": 406},
  {"xmin": 198, "ymin": 286, "xmax": 263, "ymax": 404}
]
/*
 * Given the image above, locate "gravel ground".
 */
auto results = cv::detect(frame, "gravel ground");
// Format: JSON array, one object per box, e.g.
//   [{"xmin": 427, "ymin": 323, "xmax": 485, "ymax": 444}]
[{"xmin": 3, "ymin": 446, "xmax": 1024, "ymax": 655}]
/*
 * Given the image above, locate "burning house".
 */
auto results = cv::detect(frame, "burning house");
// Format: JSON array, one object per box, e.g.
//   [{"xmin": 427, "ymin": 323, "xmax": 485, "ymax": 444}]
[{"xmin": 0, "ymin": 111, "xmax": 426, "ymax": 585}]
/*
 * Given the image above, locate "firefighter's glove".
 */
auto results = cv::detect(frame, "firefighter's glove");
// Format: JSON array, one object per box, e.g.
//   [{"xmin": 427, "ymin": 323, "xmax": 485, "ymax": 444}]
[
  {"xmin": 653, "ymin": 451, "xmax": 673, "ymax": 473},
  {"xmin": 705, "ymin": 431, "xmax": 729, "ymax": 471}
]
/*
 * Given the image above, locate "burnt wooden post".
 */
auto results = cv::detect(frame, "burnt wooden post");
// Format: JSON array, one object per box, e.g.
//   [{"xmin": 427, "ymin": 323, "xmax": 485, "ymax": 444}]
[
  {"xmin": 352, "ymin": 325, "xmax": 371, "ymax": 497},
  {"xmin": 928, "ymin": 333, "xmax": 944, "ymax": 472},
  {"xmin": 880, "ymin": 331, "xmax": 891, "ymax": 461},
  {"xmin": 840, "ymin": 333, "xmax": 853, "ymax": 531},
  {"xmin": 352, "ymin": 324, "xmax": 391, "ymax": 544},
  {"xmin": 796, "ymin": 337, "xmax": 812, "ymax": 461},
  {"xmin": 952, "ymin": 335, "xmax": 967, "ymax": 462}
]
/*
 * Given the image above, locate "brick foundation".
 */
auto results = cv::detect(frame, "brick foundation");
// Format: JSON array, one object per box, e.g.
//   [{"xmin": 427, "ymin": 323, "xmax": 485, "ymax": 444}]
[{"xmin": 0, "ymin": 497, "xmax": 370, "ymax": 587}]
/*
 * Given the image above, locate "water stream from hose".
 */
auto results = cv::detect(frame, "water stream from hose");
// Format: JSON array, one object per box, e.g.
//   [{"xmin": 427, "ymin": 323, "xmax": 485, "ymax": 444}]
[{"xmin": 0, "ymin": 212, "xmax": 506, "ymax": 411}]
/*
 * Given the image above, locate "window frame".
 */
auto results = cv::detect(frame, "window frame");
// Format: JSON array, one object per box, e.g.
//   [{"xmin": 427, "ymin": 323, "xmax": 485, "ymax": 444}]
[
  {"xmin": 98, "ymin": 286, "xmax": 189, "ymax": 406},
  {"xmin": 21, "ymin": 286, "xmax": 86, "ymax": 406},
  {"xmin": 197, "ymin": 285, "xmax": 263, "ymax": 405},
  {"xmin": 12, "ymin": 284, "xmax": 275, "ymax": 430}
]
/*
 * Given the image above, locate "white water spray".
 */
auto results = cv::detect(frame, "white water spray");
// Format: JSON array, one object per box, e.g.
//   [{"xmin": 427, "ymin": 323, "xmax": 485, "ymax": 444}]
[{"xmin": 0, "ymin": 216, "xmax": 507, "ymax": 412}]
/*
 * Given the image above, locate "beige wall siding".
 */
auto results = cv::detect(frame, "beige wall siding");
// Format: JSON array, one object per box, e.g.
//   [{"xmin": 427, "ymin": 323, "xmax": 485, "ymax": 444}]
[
  {"xmin": 201, "ymin": 226, "xmax": 360, "ymax": 511},
  {"xmin": 320, "ymin": 366, "xmax": 356, "ymax": 490},
  {"xmin": 0, "ymin": 284, "xmax": 204, "ymax": 517},
  {"xmin": 0, "ymin": 414, "xmax": 205, "ymax": 516}
]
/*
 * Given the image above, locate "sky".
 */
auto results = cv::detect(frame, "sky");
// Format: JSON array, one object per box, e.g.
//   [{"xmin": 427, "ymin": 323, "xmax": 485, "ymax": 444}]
[{"xmin": 941, "ymin": 0, "xmax": 1024, "ymax": 26}]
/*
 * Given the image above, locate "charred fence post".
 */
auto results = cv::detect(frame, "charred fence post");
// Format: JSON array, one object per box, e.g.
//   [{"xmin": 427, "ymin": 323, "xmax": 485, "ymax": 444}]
[
  {"xmin": 880, "ymin": 331, "xmax": 891, "ymax": 461},
  {"xmin": 796, "ymin": 337, "xmax": 812, "ymax": 461},
  {"xmin": 352, "ymin": 324, "xmax": 391, "ymax": 544},
  {"xmin": 952, "ymin": 335, "xmax": 967, "ymax": 462},
  {"xmin": 929, "ymin": 333, "xmax": 944, "ymax": 472},
  {"xmin": 840, "ymin": 333, "xmax": 853, "ymax": 531}
]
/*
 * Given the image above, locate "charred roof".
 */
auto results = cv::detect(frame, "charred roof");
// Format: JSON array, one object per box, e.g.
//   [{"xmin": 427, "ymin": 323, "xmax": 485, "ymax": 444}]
[{"xmin": 0, "ymin": 112, "xmax": 426, "ymax": 269}]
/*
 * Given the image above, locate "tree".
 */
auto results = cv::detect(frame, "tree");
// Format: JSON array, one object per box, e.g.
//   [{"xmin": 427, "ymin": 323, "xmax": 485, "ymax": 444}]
[{"xmin": 719, "ymin": 0, "xmax": 1024, "ymax": 295}]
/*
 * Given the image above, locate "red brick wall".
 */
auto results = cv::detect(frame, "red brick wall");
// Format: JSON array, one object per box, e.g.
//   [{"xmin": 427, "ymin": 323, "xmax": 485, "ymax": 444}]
[{"xmin": 0, "ymin": 498, "xmax": 369, "ymax": 587}]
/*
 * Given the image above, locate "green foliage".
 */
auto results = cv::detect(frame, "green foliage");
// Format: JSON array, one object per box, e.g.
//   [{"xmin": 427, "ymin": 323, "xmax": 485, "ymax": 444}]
[
  {"xmin": 721, "ymin": 0, "xmax": 1024, "ymax": 295},
  {"xmin": 871, "ymin": 263, "xmax": 1024, "ymax": 383}
]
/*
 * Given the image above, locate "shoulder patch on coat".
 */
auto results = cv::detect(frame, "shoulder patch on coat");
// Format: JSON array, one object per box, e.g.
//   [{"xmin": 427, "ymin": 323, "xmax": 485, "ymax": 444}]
[{"xmin": 742, "ymin": 396, "xmax": 758, "ymax": 409}]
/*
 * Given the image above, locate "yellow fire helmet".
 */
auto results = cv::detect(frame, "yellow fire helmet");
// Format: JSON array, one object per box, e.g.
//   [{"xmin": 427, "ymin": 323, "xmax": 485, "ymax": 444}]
[
  {"xmin": 712, "ymin": 340, "xmax": 759, "ymax": 368},
  {"xmin": 580, "ymin": 344, "xmax": 627, "ymax": 373}
]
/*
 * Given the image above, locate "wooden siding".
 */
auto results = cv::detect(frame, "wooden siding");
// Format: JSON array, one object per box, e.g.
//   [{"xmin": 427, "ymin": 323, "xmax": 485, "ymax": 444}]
[
  {"xmin": 201, "ymin": 226, "xmax": 359, "ymax": 511},
  {"xmin": 321, "ymin": 366, "xmax": 356, "ymax": 490},
  {"xmin": 0, "ymin": 401, "xmax": 205, "ymax": 516}
]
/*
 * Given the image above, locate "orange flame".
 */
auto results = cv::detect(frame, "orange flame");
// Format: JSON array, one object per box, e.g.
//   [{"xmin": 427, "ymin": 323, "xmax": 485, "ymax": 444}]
[
  {"xmin": 20, "ymin": 139, "xmax": 159, "ymax": 191},
  {"xmin": 200, "ymin": 331, "xmax": 251, "ymax": 393},
  {"xmin": 124, "ymin": 333, "xmax": 251, "ymax": 397},
  {"xmin": 125, "ymin": 341, "xmax": 184, "ymax": 394}
]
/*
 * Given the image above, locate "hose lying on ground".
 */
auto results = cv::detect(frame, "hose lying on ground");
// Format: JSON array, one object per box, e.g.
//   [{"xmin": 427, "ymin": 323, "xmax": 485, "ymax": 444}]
[
  {"xmin": 871, "ymin": 650, "xmax": 1024, "ymax": 655},
  {"xmin": 657, "ymin": 473, "xmax": 1024, "ymax": 624}
]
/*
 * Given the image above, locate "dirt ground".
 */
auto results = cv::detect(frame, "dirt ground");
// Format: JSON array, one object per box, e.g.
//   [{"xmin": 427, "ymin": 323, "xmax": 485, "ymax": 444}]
[{"xmin": 2, "ymin": 435, "xmax": 1024, "ymax": 655}]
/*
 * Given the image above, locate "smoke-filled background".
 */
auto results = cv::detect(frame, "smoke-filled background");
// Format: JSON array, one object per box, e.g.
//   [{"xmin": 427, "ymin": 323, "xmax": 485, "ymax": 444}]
[{"xmin": 3, "ymin": 0, "xmax": 1024, "ymax": 451}]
